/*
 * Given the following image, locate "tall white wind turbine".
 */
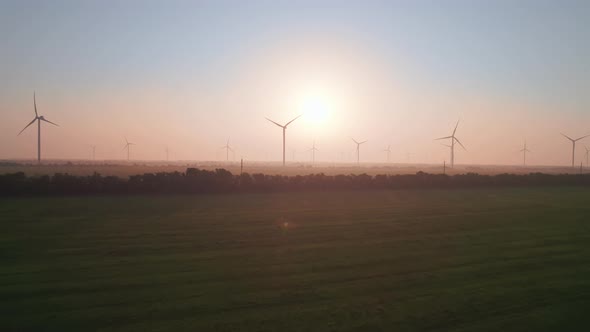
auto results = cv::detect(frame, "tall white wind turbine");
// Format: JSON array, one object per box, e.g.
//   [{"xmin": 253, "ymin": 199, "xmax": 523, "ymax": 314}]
[
  {"xmin": 561, "ymin": 133, "xmax": 589, "ymax": 168},
  {"xmin": 435, "ymin": 120, "xmax": 466, "ymax": 168},
  {"xmin": 18, "ymin": 92, "xmax": 59, "ymax": 164},
  {"xmin": 383, "ymin": 145, "xmax": 391, "ymax": 163},
  {"xmin": 308, "ymin": 140, "xmax": 319, "ymax": 164},
  {"xmin": 265, "ymin": 115, "xmax": 302, "ymax": 166},
  {"xmin": 519, "ymin": 140, "xmax": 531, "ymax": 166},
  {"xmin": 351, "ymin": 138, "xmax": 367, "ymax": 165},
  {"xmin": 123, "ymin": 137, "xmax": 135, "ymax": 161},
  {"xmin": 221, "ymin": 139, "xmax": 233, "ymax": 162}
]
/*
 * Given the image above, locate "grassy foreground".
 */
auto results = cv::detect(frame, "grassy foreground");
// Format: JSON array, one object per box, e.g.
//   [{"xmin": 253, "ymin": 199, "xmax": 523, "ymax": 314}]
[{"xmin": 2, "ymin": 188, "xmax": 590, "ymax": 331}]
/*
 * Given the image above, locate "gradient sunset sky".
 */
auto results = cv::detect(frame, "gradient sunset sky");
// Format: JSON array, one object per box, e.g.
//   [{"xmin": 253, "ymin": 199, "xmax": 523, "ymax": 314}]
[{"xmin": 1, "ymin": 0, "xmax": 589, "ymax": 165}]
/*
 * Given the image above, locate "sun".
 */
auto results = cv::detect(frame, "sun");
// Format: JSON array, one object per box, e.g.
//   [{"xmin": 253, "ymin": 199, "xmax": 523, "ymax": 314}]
[{"xmin": 299, "ymin": 94, "xmax": 333, "ymax": 124}]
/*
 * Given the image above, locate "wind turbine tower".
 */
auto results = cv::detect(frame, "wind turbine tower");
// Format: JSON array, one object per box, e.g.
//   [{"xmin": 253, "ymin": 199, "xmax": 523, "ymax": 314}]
[
  {"xmin": 18, "ymin": 92, "xmax": 59, "ymax": 164},
  {"xmin": 308, "ymin": 140, "xmax": 319, "ymax": 164},
  {"xmin": 435, "ymin": 120, "xmax": 466, "ymax": 168},
  {"xmin": 520, "ymin": 140, "xmax": 531, "ymax": 166},
  {"xmin": 123, "ymin": 137, "xmax": 135, "ymax": 161},
  {"xmin": 351, "ymin": 138, "xmax": 367, "ymax": 165},
  {"xmin": 265, "ymin": 115, "xmax": 302, "ymax": 166},
  {"xmin": 383, "ymin": 145, "xmax": 391, "ymax": 163},
  {"xmin": 221, "ymin": 139, "xmax": 233, "ymax": 162},
  {"xmin": 561, "ymin": 133, "xmax": 590, "ymax": 168}
]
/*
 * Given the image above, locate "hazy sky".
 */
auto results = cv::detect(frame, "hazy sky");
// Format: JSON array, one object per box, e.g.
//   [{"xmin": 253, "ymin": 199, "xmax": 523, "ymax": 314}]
[{"xmin": 1, "ymin": 0, "xmax": 590, "ymax": 165}]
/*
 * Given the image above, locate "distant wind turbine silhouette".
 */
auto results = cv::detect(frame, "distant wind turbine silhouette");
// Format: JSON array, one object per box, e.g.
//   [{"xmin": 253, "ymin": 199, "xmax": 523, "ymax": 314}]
[
  {"xmin": 308, "ymin": 140, "xmax": 318, "ymax": 164},
  {"xmin": 435, "ymin": 120, "xmax": 466, "ymax": 168},
  {"xmin": 18, "ymin": 92, "xmax": 59, "ymax": 164},
  {"xmin": 265, "ymin": 115, "xmax": 302, "ymax": 166},
  {"xmin": 585, "ymin": 146, "xmax": 589, "ymax": 167},
  {"xmin": 90, "ymin": 145, "xmax": 96, "ymax": 161},
  {"xmin": 123, "ymin": 137, "xmax": 135, "ymax": 161},
  {"xmin": 561, "ymin": 133, "xmax": 589, "ymax": 167},
  {"xmin": 221, "ymin": 139, "xmax": 233, "ymax": 161},
  {"xmin": 383, "ymin": 145, "xmax": 391, "ymax": 163},
  {"xmin": 519, "ymin": 140, "xmax": 531, "ymax": 166},
  {"xmin": 165, "ymin": 146, "xmax": 170, "ymax": 161},
  {"xmin": 351, "ymin": 138, "xmax": 367, "ymax": 165}
]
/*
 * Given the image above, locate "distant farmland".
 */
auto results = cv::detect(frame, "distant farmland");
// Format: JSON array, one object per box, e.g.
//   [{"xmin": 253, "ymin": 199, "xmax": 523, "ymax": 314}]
[
  {"xmin": 0, "ymin": 160, "xmax": 587, "ymax": 178},
  {"xmin": 2, "ymin": 188, "xmax": 590, "ymax": 331}
]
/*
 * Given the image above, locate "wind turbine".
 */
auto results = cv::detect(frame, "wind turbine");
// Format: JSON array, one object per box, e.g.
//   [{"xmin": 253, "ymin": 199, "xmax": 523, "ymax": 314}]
[
  {"xmin": 221, "ymin": 139, "xmax": 233, "ymax": 162},
  {"xmin": 123, "ymin": 137, "xmax": 135, "ymax": 161},
  {"xmin": 90, "ymin": 145, "xmax": 96, "ymax": 161},
  {"xmin": 435, "ymin": 120, "xmax": 466, "ymax": 168},
  {"xmin": 265, "ymin": 115, "xmax": 301, "ymax": 166},
  {"xmin": 17, "ymin": 92, "xmax": 59, "ymax": 164},
  {"xmin": 308, "ymin": 140, "xmax": 319, "ymax": 164},
  {"xmin": 165, "ymin": 146, "xmax": 170, "ymax": 161},
  {"xmin": 351, "ymin": 138, "xmax": 367, "ymax": 165},
  {"xmin": 519, "ymin": 140, "xmax": 531, "ymax": 166},
  {"xmin": 561, "ymin": 133, "xmax": 590, "ymax": 168},
  {"xmin": 584, "ymin": 146, "xmax": 589, "ymax": 168},
  {"xmin": 383, "ymin": 145, "xmax": 391, "ymax": 163}
]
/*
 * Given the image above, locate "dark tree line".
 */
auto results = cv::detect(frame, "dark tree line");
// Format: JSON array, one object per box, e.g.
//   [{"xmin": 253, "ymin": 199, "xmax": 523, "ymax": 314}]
[{"xmin": 1, "ymin": 168, "xmax": 590, "ymax": 196}]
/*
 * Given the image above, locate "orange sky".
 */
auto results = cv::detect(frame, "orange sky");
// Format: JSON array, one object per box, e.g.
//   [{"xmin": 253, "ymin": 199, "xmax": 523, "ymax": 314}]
[{"xmin": 1, "ymin": 2, "xmax": 589, "ymax": 166}]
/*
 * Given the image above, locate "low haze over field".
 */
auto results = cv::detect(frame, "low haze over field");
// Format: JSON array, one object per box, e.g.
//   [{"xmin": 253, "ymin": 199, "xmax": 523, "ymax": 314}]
[{"xmin": 1, "ymin": 0, "xmax": 590, "ymax": 165}]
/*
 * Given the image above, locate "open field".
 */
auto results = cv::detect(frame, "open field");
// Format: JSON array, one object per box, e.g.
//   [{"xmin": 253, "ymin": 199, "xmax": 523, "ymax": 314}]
[
  {"xmin": 2, "ymin": 188, "xmax": 590, "ymax": 331},
  {"xmin": 1, "ymin": 160, "xmax": 588, "ymax": 177}
]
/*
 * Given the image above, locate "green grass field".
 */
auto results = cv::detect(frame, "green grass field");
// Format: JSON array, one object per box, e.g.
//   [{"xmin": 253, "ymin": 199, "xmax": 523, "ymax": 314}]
[{"xmin": 2, "ymin": 188, "xmax": 590, "ymax": 331}]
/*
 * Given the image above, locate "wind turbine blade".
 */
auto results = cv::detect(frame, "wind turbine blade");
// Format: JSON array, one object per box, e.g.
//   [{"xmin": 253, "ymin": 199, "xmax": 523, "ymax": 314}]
[
  {"xmin": 125, "ymin": 136, "xmax": 129, "ymax": 145},
  {"xmin": 41, "ymin": 118, "xmax": 59, "ymax": 126},
  {"xmin": 561, "ymin": 133, "xmax": 574, "ymax": 141},
  {"xmin": 575, "ymin": 134, "xmax": 590, "ymax": 141},
  {"xmin": 285, "ymin": 114, "xmax": 302, "ymax": 127},
  {"xmin": 359, "ymin": 141, "xmax": 367, "ymax": 145},
  {"xmin": 265, "ymin": 117, "xmax": 284, "ymax": 128},
  {"xmin": 452, "ymin": 120, "xmax": 460, "ymax": 136},
  {"xmin": 33, "ymin": 92, "xmax": 38, "ymax": 117},
  {"xmin": 435, "ymin": 136, "xmax": 453, "ymax": 140},
  {"xmin": 18, "ymin": 118, "xmax": 37, "ymax": 135},
  {"xmin": 454, "ymin": 137, "xmax": 467, "ymax": 151},
  {"xmin": 351, "ymin": 138, "xmax": 359, "ymax": 144}
]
